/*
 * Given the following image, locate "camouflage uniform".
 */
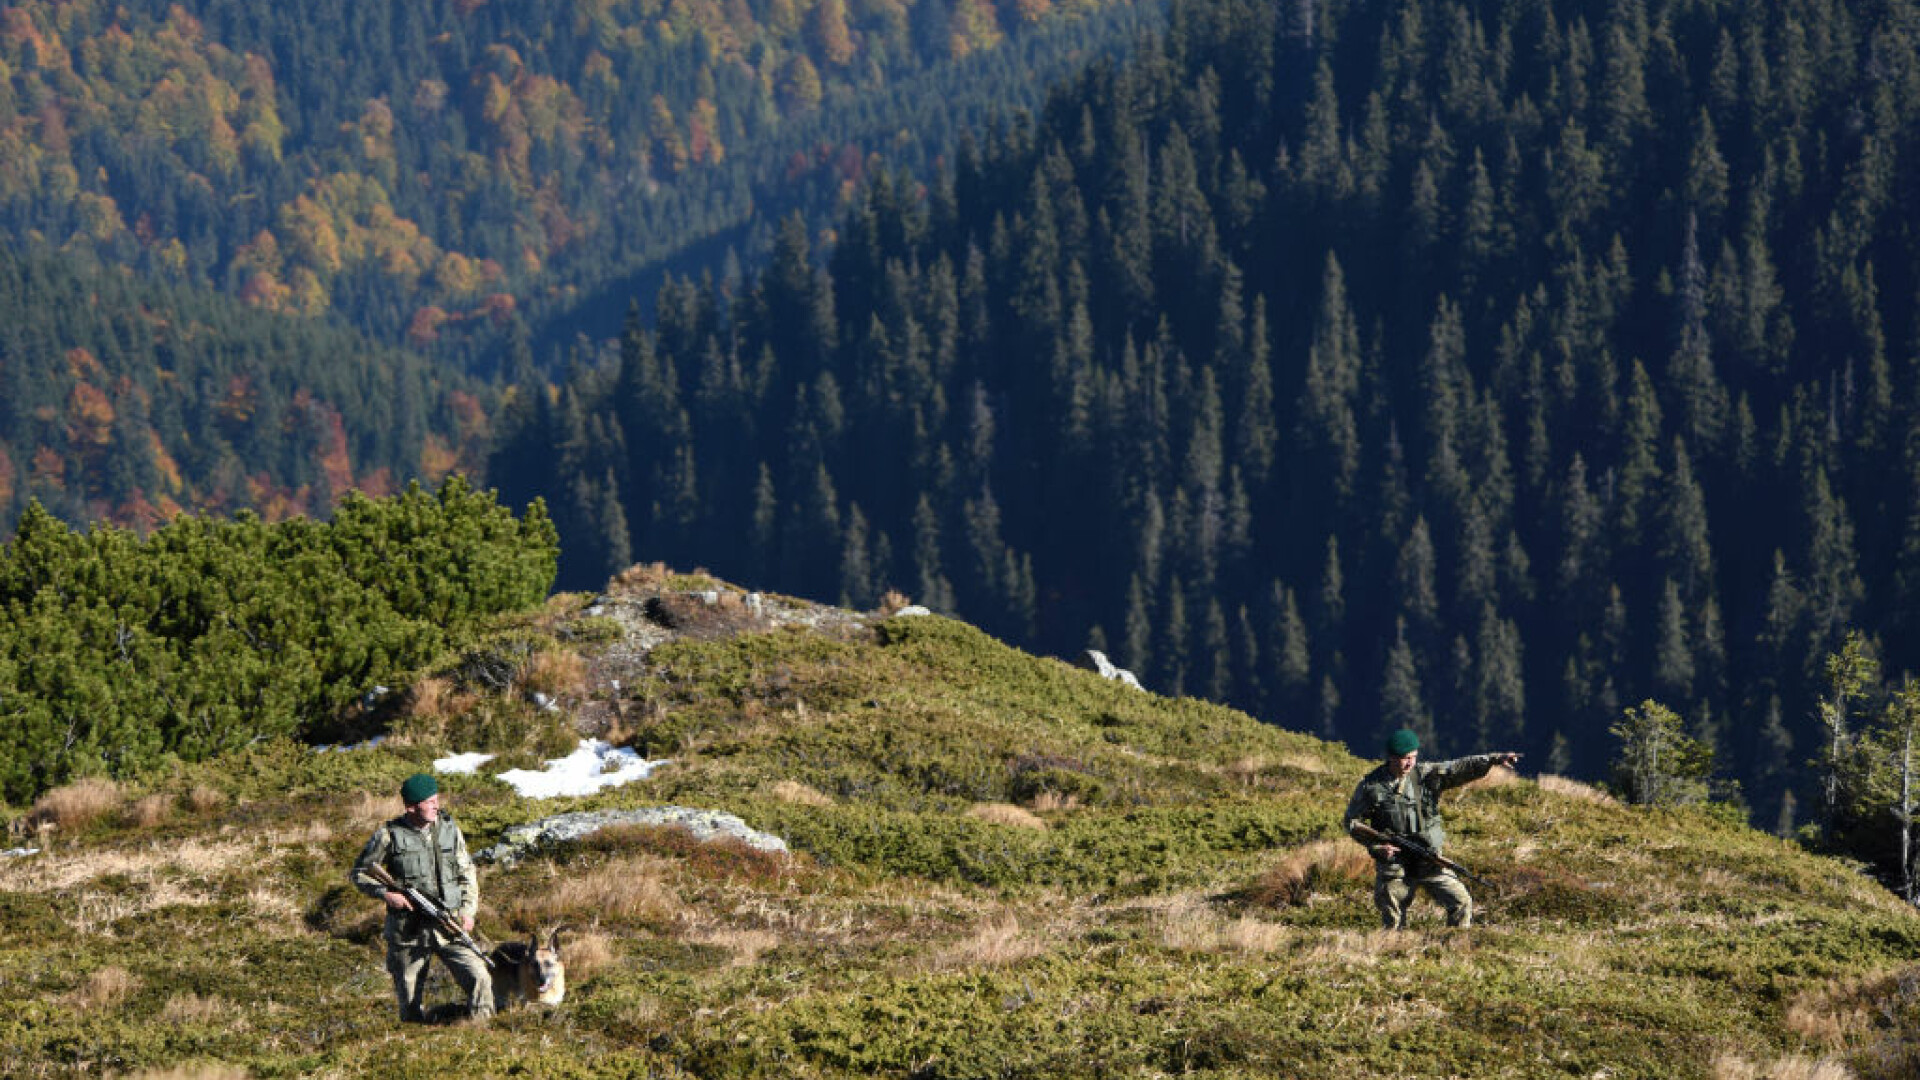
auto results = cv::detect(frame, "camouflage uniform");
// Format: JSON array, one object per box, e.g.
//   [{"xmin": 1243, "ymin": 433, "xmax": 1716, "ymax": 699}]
[
  {"xmin": 350, "ymin": 813, "xmax": 493, "ymax": 1022},
  {"xmin": 1343, "ymin": 754, "xmax": 1501, "ymax": 929}
]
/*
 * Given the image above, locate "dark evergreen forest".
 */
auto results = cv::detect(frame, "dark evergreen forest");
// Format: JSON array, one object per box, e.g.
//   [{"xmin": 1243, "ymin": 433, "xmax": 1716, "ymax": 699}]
[{"xmin": 495, "ymin": 0, "xmax": 1920, "ymax": 829}]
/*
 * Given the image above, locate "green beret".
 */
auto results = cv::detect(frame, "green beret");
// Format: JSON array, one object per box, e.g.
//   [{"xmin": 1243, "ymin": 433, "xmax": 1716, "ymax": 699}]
[
  {"xmin": 1385, "ymin": 729, "xmax": 1421, "ymax": 757},
  {"xmin": 400, "ymin": 772, "xmax": 439, "ymax": 805}
]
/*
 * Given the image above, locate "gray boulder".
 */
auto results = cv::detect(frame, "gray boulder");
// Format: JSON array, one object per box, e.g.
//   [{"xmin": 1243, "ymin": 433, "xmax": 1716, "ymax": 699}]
[{"xmin": 477, "ymin": 807, "xmax": 789, "ymax": 868}]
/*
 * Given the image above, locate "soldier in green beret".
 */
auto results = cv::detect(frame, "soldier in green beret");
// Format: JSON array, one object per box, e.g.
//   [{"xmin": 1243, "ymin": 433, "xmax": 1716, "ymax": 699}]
[
  {"xmin": 349, "ymin": 773, "xmax": 494, "ymax": 1022},
  {"xmin": 1344, "ymin": 729, "xmax": 1519, "ymax": 929}
]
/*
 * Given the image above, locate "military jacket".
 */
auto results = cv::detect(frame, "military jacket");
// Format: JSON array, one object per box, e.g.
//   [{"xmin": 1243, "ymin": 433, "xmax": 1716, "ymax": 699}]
[
  {"xmin": 350, "ymin": 813, "xmax": 480, "ymax": 929},
  {"xmin": 1343, "ymin": 754, "xmax": 1500, "ymax": 866}
]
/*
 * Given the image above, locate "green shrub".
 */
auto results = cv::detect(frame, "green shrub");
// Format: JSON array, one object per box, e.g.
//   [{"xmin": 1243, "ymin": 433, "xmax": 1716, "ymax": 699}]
[{"xmin": 0, "ymin": 479, "xmax": 557, "ymax": 804}]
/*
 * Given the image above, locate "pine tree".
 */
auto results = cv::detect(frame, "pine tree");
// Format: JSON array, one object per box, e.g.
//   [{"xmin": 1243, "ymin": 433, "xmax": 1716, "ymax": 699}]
[
  {"xmin": 840, "ymin": 503, "xmax": 876, "ymax": 609},
  {"xmin": 1396, "ymin": 515, "xmax": 1439, "ymax": 633},
  {"xmin": 1203, "ymin": 597, "xmax": 1231, "ymax": 702},
  {"xmin": 1125, "ymin": 571, "xmax": 1153, "ymax": 675},
  {"xmin": 1658, "ymin": 437, "xmax": 1713, "ymax": 602},
  {"xmin": 1474, "ymin": 604, "xmax": 1525, "ymax": 746},
  {"xmin": 1233, "ymin": 295, "xmax": 1277, "ymax": 490},
  {"xmin": 1616, "ymin": 360, "xmax": 1664, "ymax": 549},
  {"xmin": 1270, "ymin": 580, "xmax": 1311, "ymax": 723},
  {"xmin": 1234, "ymin": 602, "xmax": 1264, "ymax": 717},
  {"xmin": 1297, "ymin": 253, "xmax": 1362, "ymax": 506},
  {"xmin": 1669, "ymin": 214, "xmax": 1729, "ymax": 451},
  {"xmin": 912, "ymin": 493, "xmax": 955, "ymax": 614},
  {"xmin": 1653, "ymin": 578, "xmax": 1694, "ymax": 704},
  {"xmin": 1380, "ymin": 617, "xmax": 1433, "ymax": 750},
  {"xmin": 1161, "ymin": 574, "xmax": 1190, "ymax": 698}
]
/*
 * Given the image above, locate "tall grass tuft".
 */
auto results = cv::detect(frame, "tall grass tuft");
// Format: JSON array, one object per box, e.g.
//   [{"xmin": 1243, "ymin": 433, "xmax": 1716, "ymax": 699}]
[
  {"xmin": 1712, "ymin": 1053, "xmax": 1854, "ymax": 1080},
  {"xmin": 160, "ymin": 992, "xmax": 231, "ymax": 1025},
  {"xmin": 1246, "ymin": 839, "xmax": 1373, "ymax": 907},
  {"xmin": 128, "ymin": 1066, "xmax": 252, "ymax": 1080},
  {"xmin": 1538, "ymin": 774, "xmax": 1620, "ymax": 805},
  {"xmin": 967, "ymin": 802, "xmax": 1048, "ymax": 830},
  {"xmin": 504, "ymin": 856, "xmax": 683, "ymax": 930},
  {"xmin": 31, "ymin": 776, "xmax": 122, "ymax": 830},
  {"xmin": 124, "ymin": 793, "xmax": 174, "ymax": 828},
  {"xmin": 931, "ymin": 914, "xmax": 1045, "ymax": 969},
  {"xmin": 521, "ymin": 647, "xmax": 587, "ymax": 698},
  {"xmin": 770, "ymin": 779, "xmax": 834, "ymax": 807},
  {"xmin": 72, "ymin": 965, "xmax": 141, "ymax": 1011},
  {"xmin": 184, "ymin": 785, "xmax": 227, "ymax": 814},
  {"xmin": 561, "ymin": 928, "xmax": 618, "ymax": 985}
]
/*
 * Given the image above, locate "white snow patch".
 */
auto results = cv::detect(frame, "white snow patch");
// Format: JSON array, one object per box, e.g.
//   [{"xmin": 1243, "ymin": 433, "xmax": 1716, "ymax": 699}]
[
  {"xmin": 434, "ymin": 751, "xmax": 496, "ymax": 775},
  {"xmin": 494, "ymin": 739, "xmax": 668, "ymax": 799}
]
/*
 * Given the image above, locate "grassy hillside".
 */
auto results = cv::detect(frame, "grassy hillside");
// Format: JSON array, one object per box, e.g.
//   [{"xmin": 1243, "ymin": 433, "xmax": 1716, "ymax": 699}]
[{"xmin": 2, "ymin": 566, "xmax": 1916, "ymax": 1079}]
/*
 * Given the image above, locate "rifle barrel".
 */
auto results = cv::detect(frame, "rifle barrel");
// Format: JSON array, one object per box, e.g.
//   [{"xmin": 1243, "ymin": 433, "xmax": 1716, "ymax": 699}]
[{"xmin": 1348, "ymin": 822, "xmax": 1494, "ymax": 890}]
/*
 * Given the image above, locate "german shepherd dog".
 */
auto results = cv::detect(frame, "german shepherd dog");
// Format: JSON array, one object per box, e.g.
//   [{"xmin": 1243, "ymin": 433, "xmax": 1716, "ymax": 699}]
[{"xmin": 490, "ymin": 928, "xmax": 565, "ymax": 1010}]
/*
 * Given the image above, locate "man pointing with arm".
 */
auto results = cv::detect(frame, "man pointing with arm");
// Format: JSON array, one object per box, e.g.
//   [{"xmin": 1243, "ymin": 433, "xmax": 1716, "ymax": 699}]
[{"xmin": 1344, "ymin": 729, "xmax": 1519, "ymax": 930}]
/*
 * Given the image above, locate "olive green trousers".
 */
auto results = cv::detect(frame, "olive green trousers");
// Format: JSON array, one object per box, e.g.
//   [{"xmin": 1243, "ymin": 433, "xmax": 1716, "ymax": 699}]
[
  {"xmin": 1374, "ymin": 863, "xmax": 1474, "ymax": 929},
  {"xmin": 385, "ymin": 922, "xmax": 494, "ymax": 1022}
]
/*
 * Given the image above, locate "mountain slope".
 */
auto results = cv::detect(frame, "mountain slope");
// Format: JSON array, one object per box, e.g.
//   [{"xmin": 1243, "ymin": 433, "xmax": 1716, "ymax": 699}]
[
  {"xmin": 2, "ymin": 567, "xmax": 1915, "ymax": 1078},
  {"xmin": 498, "ymin": 0, "xmax": 1920, "ymax": 835},
  {"xmin": 0, "ymin": 0, "xmax": 1165, "ymax": 361}
]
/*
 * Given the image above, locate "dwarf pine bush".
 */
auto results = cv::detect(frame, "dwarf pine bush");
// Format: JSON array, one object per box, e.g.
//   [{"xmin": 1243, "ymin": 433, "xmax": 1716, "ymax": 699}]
[{"xmin": 0, "ymin": 478, "xmax": 556, "ymax": 805}]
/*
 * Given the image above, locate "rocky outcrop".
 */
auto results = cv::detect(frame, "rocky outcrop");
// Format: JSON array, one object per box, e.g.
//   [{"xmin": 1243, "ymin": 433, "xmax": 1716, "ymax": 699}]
[
  {"xmin": 477, "ymin": 807, "xmax": 789, "ymax": 867},
  {"xmin": 1077, "ymin": 648, "xmax": 1143, "ymax": 690}
]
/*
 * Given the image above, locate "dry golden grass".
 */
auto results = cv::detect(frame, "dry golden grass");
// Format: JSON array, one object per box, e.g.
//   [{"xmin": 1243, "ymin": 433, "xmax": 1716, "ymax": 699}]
[
  {"xmin": 1538, "ymin": 774, "xmax": 1620, "ymax": 805},
  {"xmin": 505, "ymin": 855, "xmax": 684, "ymax": 928},
  {"xmin": 1027, "ymin": 790, "xmax": 1079, "ymax": 813},
  {"xmin": 1785, "ymin": 975, "xmax": 1884, "ymax": 1048},
  {"xmin": 407, "ymin": 676, "xmax": 456, "ymax": 723},
  {"xmin": 1222, "ymin": 757, "xmax": 1265, "ymax": 787},
  {"xmin": 1219, "ymin": 915, "xmax": 1293, "ymax": 954},
  {"xmin": 124, "ymin": 793, "xmax": 174, "ymax": 828},
  {"xmin": 770, "ymin": 780, "xmax": 834, "ymax": 807},
  {"xmin": 1143, "ymin": 893, "xmax": 1291, "ymax": 955},
  {"xmin": 159, "ymin": 992, "xmax": 232, "ymax": 1025},
  {"xmin": 694, "ymin": 927, "xmax": 782, "ymax": 967},
  {"xmin": 877, "ymin": 589, "xmax": 913, "ymax": 614},
  {"xmin": 1277, "ymin": 752, "xmax": 1331, "ymax": 774},
  {"xmin": 1298, "ymin": 928, "xmax": 1430, "ymax": 967},
  {"xmin": 245, "ymin": 882, "xmax": 305, "ymax": 927},
  {"xmin": 521, "ymin": 647, "xmax": 588, "ymax": 697},
  {"xmin": 185, "ymin": 785, "xmax": 227, "ymax": 814},
  {"xmin": 562, "ymin": 928, "xmax": 618, "ymax": 985},
  {"xmin": 285, "ymin": 818, "xmax": 335, "ymax": 845},
  {"xmin": 0, "ymin": 838, "xmax": 253, "ymax": 893},
  {"xmin": 966, "ymin": 802, "xmax": 1048, "ymax": 830},
  {"xmin": 1246, "ymin": 839, "xmax": 1373, "ymax": 907},
  {"xmin": 341, "ymin": 791, "xmax": 395, "ymax": 833},
  {"xmin": 929, "ymin": 914, "xmax": 1047, "ymax": 969},
  {"xmin": 31, "ymin": 776, "xmax": 122, "ymax": 829},
  {"xmin": 1460, "ymin": 765, "xmax": 1522, "ymax": 791},
  {"xmin": 611, "ymin": 561, "xmax": 674, "ymax": 590},
  {"xmin": 1713, "ymin": 1053, "xmax": 1855, "ymax": 1080},
  {"xmin": 125, "ymin": 1066, "xmax": 251, "ymax": 1080},
  {"xmin": 71, "ymin": 965, "xmax": 141, "ymax": 1010}
]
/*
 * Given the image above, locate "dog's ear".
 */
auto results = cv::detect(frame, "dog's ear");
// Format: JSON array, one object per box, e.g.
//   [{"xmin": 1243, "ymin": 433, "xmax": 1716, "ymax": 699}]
[{"xmin": 546, "ymin": 926, "xmax": 563, "ymax": 951}]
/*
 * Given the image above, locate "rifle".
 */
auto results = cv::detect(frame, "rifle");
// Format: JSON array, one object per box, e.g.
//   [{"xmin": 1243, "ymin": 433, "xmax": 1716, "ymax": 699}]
[
  {"xmin": 1349, "ymin": 820, "xmax": 1496, "ymax": 892},
  {"xmin": 362, "ymin": 862, "xmax": 491, "ymax": 958}
]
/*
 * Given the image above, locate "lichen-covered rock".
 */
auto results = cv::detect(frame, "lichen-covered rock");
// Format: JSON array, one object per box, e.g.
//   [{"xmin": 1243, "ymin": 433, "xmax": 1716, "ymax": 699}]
[{"xmin": 478, "ymin": 807, "xmax": 788, "ymax": 867}]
